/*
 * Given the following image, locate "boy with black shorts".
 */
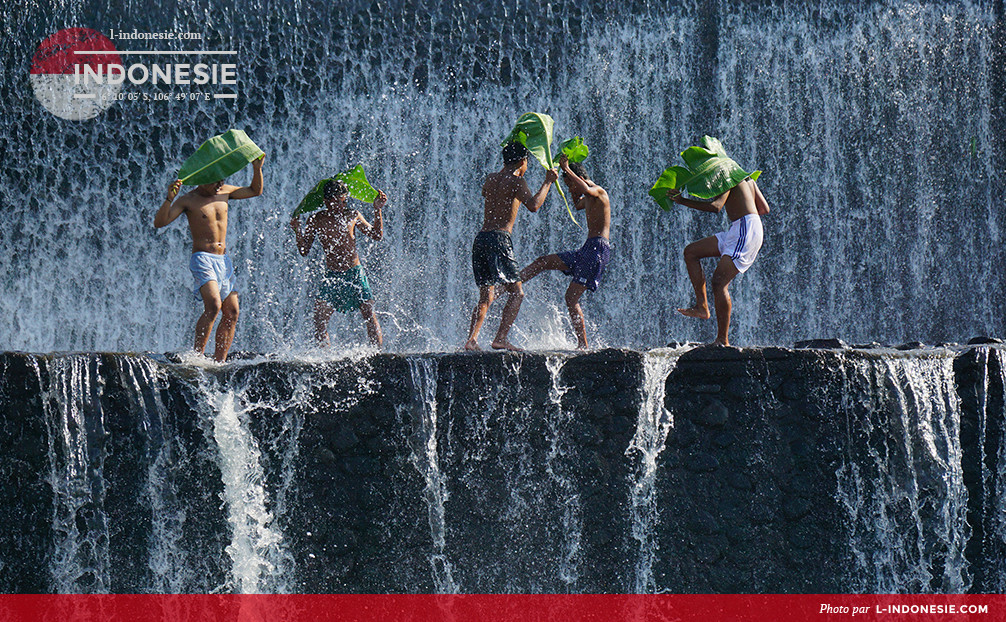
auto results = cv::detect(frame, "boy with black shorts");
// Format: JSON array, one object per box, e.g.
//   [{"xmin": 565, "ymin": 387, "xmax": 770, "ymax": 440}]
[{"xmin": 463, "ymin": 142, "xmax": 557, "ymax": 351}]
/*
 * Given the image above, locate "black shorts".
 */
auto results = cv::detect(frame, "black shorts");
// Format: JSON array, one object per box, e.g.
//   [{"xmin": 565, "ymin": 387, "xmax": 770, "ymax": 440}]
[{"xmin": 472, "ymin": 230, "xmax": 520, "ymax": 288}]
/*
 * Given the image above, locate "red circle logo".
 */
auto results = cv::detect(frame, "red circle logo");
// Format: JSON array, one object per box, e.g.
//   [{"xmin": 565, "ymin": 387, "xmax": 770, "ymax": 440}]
[{"xmin": 30, "ymin": 28, "xmax": 123, "ymax": 120}]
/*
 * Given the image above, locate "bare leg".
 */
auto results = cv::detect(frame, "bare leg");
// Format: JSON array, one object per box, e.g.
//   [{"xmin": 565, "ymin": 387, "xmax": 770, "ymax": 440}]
[
  {"xmin": 491, "ymin": 281, "xmax": 525, "ymax": 351},
  {"xmin": 360, "ymin": 300, "xmax": 382, "ymax": 347},
  {"xmin": 564, "ymin": 282, "xmax": 590, "ymax": 350},
  {"xmin": 710, "ymin": 256, "xmax": 740, "ymax": 346},
  {"xmin": 464, "ymin": 286, "xmax": 495, "ymax": 350},
  {"xmin": 213, "ymin": 292, "xmax": 239, "ymax": 362},
  {"xmin": 313, "ymin": 299, "xmax": 336, "ymax": 347},
  {"xmin": 195, "ymin": 281, "xmax": 223, "ymax": 356},
  {"xmin": 678, "ymin": 236, "xmax": 721, "ymax": 319},
  {"xmin": 519, "ymin": 254, "xmax": 569, "ymax": 284}
]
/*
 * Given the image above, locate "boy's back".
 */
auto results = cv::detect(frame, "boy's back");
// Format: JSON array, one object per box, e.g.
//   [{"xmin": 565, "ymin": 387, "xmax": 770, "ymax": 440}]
[{"xmin": 480, "ymin": 171, "xmax": 524, "ymax": 233}]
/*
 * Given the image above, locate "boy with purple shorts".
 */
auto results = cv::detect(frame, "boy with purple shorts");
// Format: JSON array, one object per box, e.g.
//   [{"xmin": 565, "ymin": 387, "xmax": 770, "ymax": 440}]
[{"xmin": 520, "ymin": 154, "xmax": 611, "ymax": 350}]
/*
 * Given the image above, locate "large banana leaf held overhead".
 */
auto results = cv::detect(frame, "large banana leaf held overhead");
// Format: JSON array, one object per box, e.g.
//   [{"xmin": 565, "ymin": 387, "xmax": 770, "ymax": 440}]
[
  {"xmin": 649, "ymin": 136, "xmax": 761, "ymax": 210},
  {"xmin": 177, "ymin": 129, "xmax": 264, "ymax": 186},
  {"xmin": 292, "ymin": 165, "xmax": 380, "ymax": 218},
  {"xmin": 502, "ymin": 112, "xmax": 580, "ymax": 227}
]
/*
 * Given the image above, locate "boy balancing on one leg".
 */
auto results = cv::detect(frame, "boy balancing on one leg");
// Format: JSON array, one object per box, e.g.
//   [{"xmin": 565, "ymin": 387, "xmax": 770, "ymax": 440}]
[
  {"xmin": 464, "ymin": 141, "xmax": 558, "ymax": 352},
  {"xmin": 154, "ymin": 154, "xmax": 265, "ymax": 362},
  {"xmin": 290, "ymin": 180, "xmax": 387, "ymax": 347},
  {"xmin": 520, "ymin": 154, "xmax": 611, "ymax": 350},
  {"xmin": 668, "ymin": 177, "xmax": 769, "ymax": 346}
]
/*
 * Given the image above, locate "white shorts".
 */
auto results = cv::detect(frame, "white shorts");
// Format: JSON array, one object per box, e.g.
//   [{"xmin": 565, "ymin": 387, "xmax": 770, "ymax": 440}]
[{"xmin": 715, "ymin": 214, "xmax": 763, "ymax": 273}]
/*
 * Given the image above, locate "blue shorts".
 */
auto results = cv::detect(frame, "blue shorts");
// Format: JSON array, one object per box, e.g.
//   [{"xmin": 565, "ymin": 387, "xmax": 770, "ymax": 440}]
[
  {"xmin": 557, "ymin": 237, "xmax": 612, "ymax": 292},
  {"xmin": 189, "ymin": 252, "xmax": 237, "ymax": 300}
]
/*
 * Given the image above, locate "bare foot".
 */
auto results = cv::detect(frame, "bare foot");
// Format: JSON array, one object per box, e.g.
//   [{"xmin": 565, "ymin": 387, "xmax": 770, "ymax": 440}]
[
  {"xmin": 677, "ymin": 305, "xmax": 710, "ymax": 319},
  {"xmin": 576, "ymin": 342, "xmax": 589, "ymax": 351},
  {"xmin": 463, "ymin": 340, "xmax": 481, "ymax": 351},
  {"xmin": 491, "ymin": 340, "xmax": 523, "ymax": 352},
  {"xmin": 711, "ymin": 338, "xmax": 730, "ymax": 347}
]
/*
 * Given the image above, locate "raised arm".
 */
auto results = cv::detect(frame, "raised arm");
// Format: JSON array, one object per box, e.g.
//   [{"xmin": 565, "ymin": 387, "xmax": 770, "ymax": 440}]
[
  {"xmin": 290, "ymin": 213, "xmax": 316, "ymax": 256},
  {"xmin": 667, "ymin": 187, "xmax": 728, "ymax": 213},
  {"xmin": 558, "ymin": 155, "xmax": 603, "ymax": 202},
  {"xmin": 356, "ymin": 190, "xmax": 386, "ymax": 241},
  {"xmin": 229, "ymin": 154, "xmax": 265, "ymax": 200},
  {"xmin": 753, "ymin": 179, "xmax": 770, "ymax": 215},
  {"xmin": 154, "ymin": 179, "xmax": 185, "ymax": 228},
  {"xmin": 514, "ymin": 168, "xmax": 559, "ymax": 212}
]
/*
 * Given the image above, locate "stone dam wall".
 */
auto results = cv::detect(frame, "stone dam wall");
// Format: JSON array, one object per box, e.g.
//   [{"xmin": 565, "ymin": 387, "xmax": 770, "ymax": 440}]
[{"xmin": 0, "ymin": 344, "xmax": 1003, "ymax": 593}]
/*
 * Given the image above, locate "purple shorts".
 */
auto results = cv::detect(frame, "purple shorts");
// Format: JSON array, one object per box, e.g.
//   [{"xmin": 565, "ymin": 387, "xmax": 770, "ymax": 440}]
[{"xmin": 557, "ymin": 237, "xmax": 612, "ymax": 292}]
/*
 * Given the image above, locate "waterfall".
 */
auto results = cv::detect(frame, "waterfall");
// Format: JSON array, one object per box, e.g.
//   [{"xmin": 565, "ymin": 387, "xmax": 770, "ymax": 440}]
[
  {"xmin": 627, "ymin": 348, "xmax": 682, "ymax": 594},
  {"xmin": 987, "ymin": 348, "xmax": 1006, "ymax": 592},
  {"xmin": 1, "ymin": 346, "xmax": 1000, "ymax": 593},
  {"xmin": 34, "ymin": 355, "xmax": 111, "ymax": 593},
  {"xmin": 544, "ymin": 354, "xmax": 582, "ymax": 588},
  {"xmin": 835, "ymin": 354, "xmax": 969, "ymax": 593},
  {"xmin": 406, "ymin": 357, "xmax": 458, "ymax": 594},
  {"xmin": 116, "ymin": 357, "xmax": 190, "ymax": 593},
  {"xmin": 185, "ymin": 359, "xmax": 333, "ymax": 594},
  {"xmin": 2, "ymin": 1, "xmax": 1001, "ymax": 354}
]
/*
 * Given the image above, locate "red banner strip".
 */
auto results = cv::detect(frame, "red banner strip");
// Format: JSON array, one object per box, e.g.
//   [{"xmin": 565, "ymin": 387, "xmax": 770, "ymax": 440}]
[{"xmin": 0, "ymin": 594, "xmax": 1002, "ymax": 622}]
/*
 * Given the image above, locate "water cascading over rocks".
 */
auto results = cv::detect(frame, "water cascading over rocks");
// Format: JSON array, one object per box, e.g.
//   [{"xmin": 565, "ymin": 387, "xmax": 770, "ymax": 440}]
[{"xmin": 2, "ymin": 345, "xmax": 1004, "ymax": 593}]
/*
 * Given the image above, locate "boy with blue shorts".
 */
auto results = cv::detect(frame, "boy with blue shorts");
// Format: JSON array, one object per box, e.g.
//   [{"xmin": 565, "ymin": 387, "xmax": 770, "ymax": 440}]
[
  {"xmin": 520, "ymin": 154, "xmax": 611, "ymax": 350},
  {"xmin": 154, "ymin": 154, "xmax": 266, "ymax": 362}
]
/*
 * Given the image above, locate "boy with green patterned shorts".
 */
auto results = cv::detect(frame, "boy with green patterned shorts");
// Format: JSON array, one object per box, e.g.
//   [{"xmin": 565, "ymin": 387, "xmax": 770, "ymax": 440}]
[{"xmin": 290, "ymin": 180, "xmax": 387, "ymax": 347}]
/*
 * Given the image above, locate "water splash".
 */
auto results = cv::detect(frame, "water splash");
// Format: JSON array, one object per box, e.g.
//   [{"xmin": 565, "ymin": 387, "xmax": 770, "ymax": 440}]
[
  {"xmin": 627, "ymin": 348, "xmax": 683, "ymax": 594},
  {"xmin": 1, "ymin": 3, "xmax": 1000, "ymax": 353}
]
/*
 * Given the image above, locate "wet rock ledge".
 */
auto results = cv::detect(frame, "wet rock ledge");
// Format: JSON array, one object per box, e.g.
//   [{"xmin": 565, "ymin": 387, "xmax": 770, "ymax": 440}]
[{"xmin": 0, "ymin": 344, "xmax": 1003, "ymax": 593}]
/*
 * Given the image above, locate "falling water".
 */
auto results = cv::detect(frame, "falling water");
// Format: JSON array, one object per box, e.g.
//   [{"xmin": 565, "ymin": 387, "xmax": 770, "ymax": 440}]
[
  {"xmin": 988, "ymin": 348, "xmax": 1006, "ymax": 592},
  {"xmin": 835, "ymin": 354, "xmax": 969, "ymax": 593},
  {"xmin": 627, "ymin": 348, "xmax": 682, "ymax": 594},
  {"xmin": 1, "ymin": 1, "xmax": 1001, "ymax": 354},
  {"xmin": 193, "ymin": 372, "xmax": 289, "ymax": 594},
  {"xmin": 34, "ymin": 355, "xmax": 111, "ymax": 593},
  {"xmin": 116, "ymin": 357, "xmax": 190, "ymax": 593},
  {"xmin": 544, "ymin": 354, "xmax": 582, "ymax": 588},
  {"xmin": 406, "ymin": 357, "xmax": 458, "ymax": 594}
]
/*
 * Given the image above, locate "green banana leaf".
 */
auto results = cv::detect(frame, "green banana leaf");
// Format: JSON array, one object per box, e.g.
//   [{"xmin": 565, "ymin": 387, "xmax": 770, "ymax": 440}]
[
  {"xmin": 559, "ymin": 136, "xmax": 589, "ymax": 163},
  {"xmin": 292, "ymin": 165, "xmax": 379, "ymax": 217},
  {"xmin": 178, "ymin": 129, "xmax": 264, "ymax": 185},
  {"xmin": 502, "ymin": 113, "xmax": 579, "ymax": 226},
  {"xmin": 336, "ymin": 165, "xmax": 379, "ymax": 203},
  {"xmin": 648, "ymin": 166, "xmax": 692, "ymax": 211},
  {"xmin": 502, "ymin": 112, "xmax": 556, "ymax": 169},
  {"xmin": 649, "ymin": 136, "xmax": 761, "ymax": 208}
]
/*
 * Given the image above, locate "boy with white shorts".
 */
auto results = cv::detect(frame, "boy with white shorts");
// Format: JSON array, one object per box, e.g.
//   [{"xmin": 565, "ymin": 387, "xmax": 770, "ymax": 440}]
[{"xmin": 668, "ymin": 177, "xmax": 770, "ymax": 346}]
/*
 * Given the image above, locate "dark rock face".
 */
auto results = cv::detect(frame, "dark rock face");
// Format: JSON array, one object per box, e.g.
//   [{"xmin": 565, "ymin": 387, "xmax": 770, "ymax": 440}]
[{"xmin": 0, "ymin": 346, "xmax": 1003, "ymax": 594}]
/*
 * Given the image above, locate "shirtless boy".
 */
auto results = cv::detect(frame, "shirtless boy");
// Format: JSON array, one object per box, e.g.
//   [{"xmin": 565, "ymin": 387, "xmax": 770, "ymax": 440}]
[
  {"xmin": 668, "ymin": 177, "xmax": 769, "ymax": 346},
  {"xmin": 463, "ymin": 141, "xmax": 558, "ymax": 352},
  {"xmin": 154, "ymin": 154, "xmax": 265, "ymax": 362},
  {"xmin": 520, "ymin": 154, "xmax": 611, "ymax": 350},
  {"xmin": 290, "ymin": 180, "xmax": 387, "ymax": 347}
]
